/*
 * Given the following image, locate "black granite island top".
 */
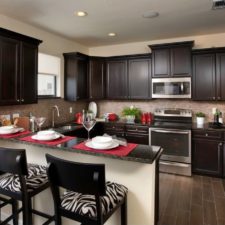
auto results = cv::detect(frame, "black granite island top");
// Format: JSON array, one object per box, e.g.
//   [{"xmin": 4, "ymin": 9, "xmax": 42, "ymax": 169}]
[{"xmin": 0, "ymin": 134, "xmax": 163, "ymax": 164}]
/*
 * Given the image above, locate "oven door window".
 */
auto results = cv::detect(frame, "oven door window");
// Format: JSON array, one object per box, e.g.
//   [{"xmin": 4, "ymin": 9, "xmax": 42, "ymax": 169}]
[{"xmin": 151, "ymin": 130, "xmax": 189, "ymax": 157}]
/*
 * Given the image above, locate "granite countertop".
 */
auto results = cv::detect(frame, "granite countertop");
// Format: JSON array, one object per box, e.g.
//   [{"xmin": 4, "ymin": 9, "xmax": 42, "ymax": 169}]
[
  {"xmin": 0, "ymin": 133, "xmax": 162, "ymax": 165},
  {"xmin": 192, "ymin": 122, "xmax": 225, "ymax": 131}
]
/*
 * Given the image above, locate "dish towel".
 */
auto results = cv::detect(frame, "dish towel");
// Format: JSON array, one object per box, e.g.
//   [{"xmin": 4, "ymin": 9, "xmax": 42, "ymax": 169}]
[
  {"xmin": 72, "ymin": 142, "xmax": 137, "ymax": 156},
  {"xmin": 19, "ymin": 135, "xmax": 74, "ymax": 146},
  {"xmin": 0, "ymin": 131, "xmax": 31, "ymax": 139}
]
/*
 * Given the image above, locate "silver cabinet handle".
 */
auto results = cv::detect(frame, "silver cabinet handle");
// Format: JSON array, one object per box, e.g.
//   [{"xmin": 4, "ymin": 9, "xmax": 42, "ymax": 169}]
[
  {"xmin": 17, "ymin": 99, "xmax": 20, "ymax": 102},
  {"xmin": 153, "ymin": 129, "xmax": 189, "ymax": 135},
  {"xmin": 218, "ymin": 96, "xmax": 221, "ymax": 100},
  {"xmin": 205, "ymin": 133, "xmax": 208, "ymax": 137},
  {"xmin": 213, "ymin": 97, "xmax": 216, "ymax": 100},
  {"xmin": 218, "ymin": 142, "xmax": 223, "ymax": 147},
  {"xmin": 21, "ymin": 99, "xmax": 24, "ymax": 102}
]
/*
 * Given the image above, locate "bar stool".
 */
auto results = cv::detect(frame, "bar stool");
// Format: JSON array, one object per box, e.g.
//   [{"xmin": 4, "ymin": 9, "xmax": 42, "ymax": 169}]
[
  {"xmin": 0, "ymin": 147, "xmax": 54, "ymax": 225},
  {"xmin": 46, "ymin": 154, "xmax": 128, "ymax": 225}
]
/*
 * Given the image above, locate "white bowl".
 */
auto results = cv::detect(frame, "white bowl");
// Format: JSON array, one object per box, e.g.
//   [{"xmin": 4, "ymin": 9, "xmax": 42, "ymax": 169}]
[
  {"xmin": 37, "ymin": 130, "xmax": 56, "ymax": 139},
  {"xmin": 92, "ymin": 136, "xmax": 113, "ymax": 148}
]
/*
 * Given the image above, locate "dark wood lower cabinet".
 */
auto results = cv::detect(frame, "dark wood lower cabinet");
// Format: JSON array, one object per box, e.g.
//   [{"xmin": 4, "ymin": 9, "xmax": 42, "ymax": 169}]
[{"xmin": 192, "ymin": 139, "xmax": 223, "ymax": 177}]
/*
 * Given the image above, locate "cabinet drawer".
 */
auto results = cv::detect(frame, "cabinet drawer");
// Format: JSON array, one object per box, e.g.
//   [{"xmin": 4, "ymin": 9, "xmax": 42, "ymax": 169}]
[
  {"xmin": 192, "ymin": 130, "xmax": 223, "ymax": 140},
  {"xmin": 104, "ymin": 123, "xmax": 125, "ymax": 132},
  {"xmin": 126, "ymin": 125, "xmax": 149, "ymax": 134}
]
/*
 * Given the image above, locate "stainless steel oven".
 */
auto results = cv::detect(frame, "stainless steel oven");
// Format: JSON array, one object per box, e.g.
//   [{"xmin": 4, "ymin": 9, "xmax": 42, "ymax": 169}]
[
  {"xmin": 149, "ymin": 108, "xmax": 192, "ymax": 176},
  {"xmin": 152, "ymin": 77, "xmax": 191, "ymax": 98}
]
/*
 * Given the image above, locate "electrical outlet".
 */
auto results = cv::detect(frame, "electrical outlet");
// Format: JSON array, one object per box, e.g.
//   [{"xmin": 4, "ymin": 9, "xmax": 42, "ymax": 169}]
[{"xmin": 69, "ymin": 107, "xmax": 73, "ymax": 114}]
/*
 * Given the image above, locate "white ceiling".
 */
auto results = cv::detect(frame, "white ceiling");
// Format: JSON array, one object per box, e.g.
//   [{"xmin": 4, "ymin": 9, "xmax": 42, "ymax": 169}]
[{"xmin": 0, "ymin": 0, "xmax": 225, "ymax": 47}]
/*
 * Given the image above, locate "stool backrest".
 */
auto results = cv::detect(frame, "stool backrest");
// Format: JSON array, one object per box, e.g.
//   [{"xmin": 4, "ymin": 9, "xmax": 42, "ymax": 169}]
[
  {"xmin": 0, "ymin": 147, "xmax": 28, "ymax": 175},
  {"xmin": 46, "ymin": 154, "xmax": 106, "ymax": 195}
]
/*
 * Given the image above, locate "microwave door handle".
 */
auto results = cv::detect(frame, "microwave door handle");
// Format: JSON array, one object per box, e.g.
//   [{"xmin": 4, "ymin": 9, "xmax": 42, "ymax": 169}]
[
  {"xmin": 180, "ymin": 82, "xmax": 184, "ymax": 93},
  {"xmin": 153, "ymin": 129, "xmax": 189, "ymax": 135}
]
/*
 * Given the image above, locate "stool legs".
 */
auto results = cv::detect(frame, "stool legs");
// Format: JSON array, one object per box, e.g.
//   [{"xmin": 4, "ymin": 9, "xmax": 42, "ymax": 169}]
[
  {"xmin": 12, "ymin": 199, "xmax": 18, "ymax": 225},
  {"xmin": 121, "ymin": 196, "xmax": 127, "ymax": 225},
  {"xmin": 22, "ymin": 198, "xmax": 32, "ymax": 225}
]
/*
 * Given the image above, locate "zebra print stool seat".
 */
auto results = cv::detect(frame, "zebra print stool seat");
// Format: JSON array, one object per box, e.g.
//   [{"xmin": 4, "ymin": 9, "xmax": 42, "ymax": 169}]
[
  {"xmin": 0, "ymin": 147, "xmax": 53, "ymax": 225},
  {"xmin": 0, "ymin": 164, "xmax": 48, "ymax": 193},
  {"xmin": 61, "ymin": 181, "xmax": 128, "ymax": 218},
  {"xmin": 46, "ymin": 154, "xmax": 128, "ymax": 225}
]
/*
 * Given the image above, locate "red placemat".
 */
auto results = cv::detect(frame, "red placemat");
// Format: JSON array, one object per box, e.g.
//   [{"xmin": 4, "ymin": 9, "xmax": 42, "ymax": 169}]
[
  {"xmin": 19, "ymin": 135, "xmax": 74, "ymax": 146},
  {"xmin": 0, "ymin": 130, "xmax": 31, "ymax": 139},
  {"xmin": 73, "ymin": 142, "xmax": 137, "ymax": 156}
]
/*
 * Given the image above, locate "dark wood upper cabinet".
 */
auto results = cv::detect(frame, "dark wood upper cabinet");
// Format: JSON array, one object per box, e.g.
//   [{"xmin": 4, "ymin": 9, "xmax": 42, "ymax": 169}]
[
  {"xmin": 89, "ymin": 58, "xmax": 105, "ymax": 99},
  {"xmin": 216, "ymin": 53, "xmax": 225, "ymax": 100},
  {"xmin": 63, "ymin": 52, "xmax": 89, "ymax": 101},
  {"xmin": 20, "ymin": 42, "xmax": 38, "ymax": 104},
  {"xmin": 192, "ymin": 48, "xmax": 225, "ymax": 101},
  {"xmin": 106, "ymin": 60, "xmax": 128, "ymax": 99},
  {"xmin": 128, "ymin": 58, "xmax": 151, "ymax": 99},
  {"xmin": 0, "ymin": 28, "xmax": 41, "ymax": 106},
  {"xmin": 149, "ymin": 41, "xmax": 194, "ymax": 78},
  {"xmin": 192, "ymin": 53, "xmax": 216, "ymax": 100}
]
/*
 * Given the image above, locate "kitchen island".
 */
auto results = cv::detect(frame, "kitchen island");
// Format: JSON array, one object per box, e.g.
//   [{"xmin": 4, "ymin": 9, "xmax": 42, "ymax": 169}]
[{"xmin": 0, "ymin": 134, "xmax": 162, "ymax": 225}]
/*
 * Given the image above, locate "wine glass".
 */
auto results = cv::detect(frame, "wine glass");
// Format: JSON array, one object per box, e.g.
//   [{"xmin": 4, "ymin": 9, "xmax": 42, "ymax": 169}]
[
  {"xmin": 82, "ymin": 112, "xmax": 96, "ymax": 142},
  {"xmin": 34, "ymin": 117, "xmax": 46, "ymax": 131}
]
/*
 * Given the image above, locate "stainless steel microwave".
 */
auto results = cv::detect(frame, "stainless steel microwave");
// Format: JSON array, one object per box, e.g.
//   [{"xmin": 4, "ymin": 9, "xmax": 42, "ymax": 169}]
[{"xmin": 152, "ymin": 77, "xmax": 191, "ymax": 98}]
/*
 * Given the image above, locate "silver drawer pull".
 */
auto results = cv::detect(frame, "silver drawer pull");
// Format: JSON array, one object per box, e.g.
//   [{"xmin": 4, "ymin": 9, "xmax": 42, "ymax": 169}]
[
  {"xmin": 160, "ymin": 161, "xmax": 190, "ymax": 168},
  {"xmin": 153, "ymin": 130, "xmax": 189, "ymax": 135}
]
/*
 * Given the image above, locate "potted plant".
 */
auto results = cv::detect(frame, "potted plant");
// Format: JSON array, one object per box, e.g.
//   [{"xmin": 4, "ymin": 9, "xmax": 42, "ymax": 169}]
[
  {"xmin": 196, "ymin": 112, "xmax": 206, "ymax": 125},
  {"xmin": 122, "ymin": 106, "xmax": 141, "ymax": 123}
]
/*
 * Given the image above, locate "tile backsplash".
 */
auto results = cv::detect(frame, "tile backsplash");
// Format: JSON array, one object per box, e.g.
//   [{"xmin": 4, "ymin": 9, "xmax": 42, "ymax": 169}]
[
  {"xmin": 0, "ymin": 99, "xmax": 87, "ymax": 127},
  {"xmin": 96, "ymin": 100, "xmax": 225, "ymax": 122}
]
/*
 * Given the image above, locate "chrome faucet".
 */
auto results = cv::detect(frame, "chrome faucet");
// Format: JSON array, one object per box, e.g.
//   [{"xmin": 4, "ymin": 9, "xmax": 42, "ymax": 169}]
[{"xmin": 52, "ymin": 105, "xmax": 60, "ymax": 128}]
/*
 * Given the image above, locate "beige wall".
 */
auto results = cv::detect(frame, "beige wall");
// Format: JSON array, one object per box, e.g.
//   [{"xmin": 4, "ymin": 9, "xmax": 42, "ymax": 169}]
[{"xmin": 89, "ymin": 32, "xmax": 225, "ymax": 56}]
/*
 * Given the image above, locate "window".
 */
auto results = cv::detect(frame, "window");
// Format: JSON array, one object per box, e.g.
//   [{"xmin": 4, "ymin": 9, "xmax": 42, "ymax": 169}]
[{"xmin": 38, "ymin": 53, "xmax": 61, "ymax": 98}]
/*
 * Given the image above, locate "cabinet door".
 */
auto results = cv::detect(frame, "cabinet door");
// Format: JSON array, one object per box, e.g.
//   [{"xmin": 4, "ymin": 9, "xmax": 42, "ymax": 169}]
[
  {"xmin": 128, "ymin": 58, "xmax": 151, "ymax": 99},
  {"xmin": 192, "ymin": 139, "xmax": 223, "ymax": 177},
  {"xmin": 0, "ymin": 37, "xmax": 20, "ymax": 105},
  {"xmin": 106, "ymin": 60, "xmax": 128, "ymax": 99},
  {"xmin": 192, "ymin": 54, "xmax": 216, "ymax": 100},
  {"xmin": 20, "ymin": 42, "xmax": 38, "ymax": 104},
  {"xmin": 125, "ymin": 133, "xmax": 148, "ymax": 145},
  {"xmin": 64, "ymin": 55, "xmax": 88, "ymax": 101},
  {"xmin": 64, "ymin": 56, "xmax": 77, "ymax": 101},
  {"xmin": 216, "ymin": 53, "xmax": 225, "ymax": 100},
  {"xmin": 89, "ymin": 59, "xmax": 105, "ymax": 99},
  {"xmin": 171, "ymin": 46, "xmax": 192, "ymax": 77},
  {"xmin": 152, "ymin": 49, "xmax": 170, "ymax": 77},
  {"xmin": 77, "ymin": 58, "xmax": 88, "ymax": 100}
]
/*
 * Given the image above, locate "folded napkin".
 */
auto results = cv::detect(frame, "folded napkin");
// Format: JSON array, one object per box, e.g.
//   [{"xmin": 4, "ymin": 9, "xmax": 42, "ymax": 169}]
[
  {"xmin": 73, "ymin": 141, "xmax": 137, "ymax": 156},
  {"xmin": 19, "ymin": 135, "xmax": 74, "ymax": 146},
  {"xmin": 0, "ymin": 130, "xmax": 31, "ymax": 139}
]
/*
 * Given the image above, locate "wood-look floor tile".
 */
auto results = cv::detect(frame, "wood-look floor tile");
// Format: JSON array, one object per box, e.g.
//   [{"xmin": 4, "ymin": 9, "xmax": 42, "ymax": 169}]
[
  {"xmin": 212, "ymin": 181, "xmax": 224, "ymax": 197},
  {"xmin": 192, "ymin": 186, "xmax": 203, "ymax": 206},
  {"xmin": 175, "ymin": 209, "xmax": 190, "ymax": 225},
  {"xmin": 158, "ymin": 215, "xmax": 177, "ymax": 225},
  {"xmin": 203, "ymin": 200, "xmax": 217, "ymax": 225},
  {"xmin": 203, "ymin": 176, "xmax": 212, "ymax": 185},
  {"xmin": 217, "ymin": 219, "xmax": 225, "ymax": 225},
  {"xmin": 214, "ymin": 196, "xmax": 225, "ymax": 220},
  {"xmin": 190, "ymin": 204, "xmax": 204, "ymax": 225},
  {"xmin": 203, "ymin": 183, "xmax": 214, "ymax": 202}
]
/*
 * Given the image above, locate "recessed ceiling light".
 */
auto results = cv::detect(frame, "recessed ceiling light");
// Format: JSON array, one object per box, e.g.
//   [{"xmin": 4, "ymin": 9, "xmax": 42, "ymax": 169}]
[
  {"xmin": 142, "ymin": 11, "xmax": 159, "ymax": 18},
  {"xmin": 108, "ymin": 32, "xmax": 117, "ymax": 37},
  {"xmin": 76, "ymin": 11, "xmax": 88, "ymax": 17}
]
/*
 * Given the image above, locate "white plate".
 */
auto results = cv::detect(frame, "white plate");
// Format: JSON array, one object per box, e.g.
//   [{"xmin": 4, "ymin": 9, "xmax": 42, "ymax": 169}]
[
  {"xmin": 88, "ymin": 102, "xmax": 97, "ymax": 118},
  {"xmin": 31, "ymin": 134, "xmax": 61, "ymax": 141},
  {"xmin": 0, "ymin": 127, "xmax": 24, "ymax": 135},
  {"xmin": 85, "ymin": 140, "xmax": 119, "ymax": 150}
]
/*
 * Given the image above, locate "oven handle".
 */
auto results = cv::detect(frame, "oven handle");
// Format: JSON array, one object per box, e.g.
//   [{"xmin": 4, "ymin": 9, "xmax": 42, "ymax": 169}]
[
  {"xmin": 160, "ymin": 161, "xmax": 190, "ymax": 168},
  {"xmin": 152, "ymin": 129, "xmax": 189, "ymax": 135}
]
